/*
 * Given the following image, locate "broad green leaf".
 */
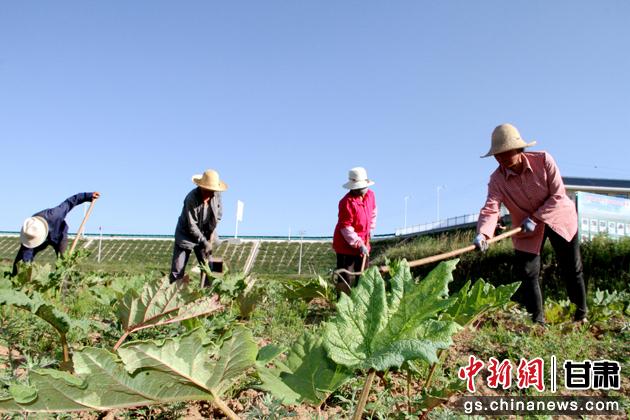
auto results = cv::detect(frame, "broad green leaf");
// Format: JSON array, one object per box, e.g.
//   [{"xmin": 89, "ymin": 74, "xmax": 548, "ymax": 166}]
[
  {"xmin": 257, "ymin": 365, "xmax": 302, "ymax": 404},
  {"xmin": 387, "ymin": 259, "xmax": 413, "ymax": 314},
  {"xmin": 324, "ymin": 267, "xmax": 388, "ymax": 368},
  {"xmin": 445, "ymin": 279, "xmax": 520, "ymax": 326},
  {"xmin": 115, "ymin": 277, "xmax": 222, "ymax": 340},
  {"xmin": 281, "ymin": 276, "xmax": 330, "ymax": 302},
  {"xmin": 416, "ymin": 379, "xmax": 467, "ymax": 411},
  {"xmin": 257, "ymin": 344, "xmax": 285, "ymax": 365},
  {"xmin": 0, "ymin": 289, "xmax": 71, "ymax": 334},
  {"xmin": 8, "ymin": 384, "xmax": 37, "ymax": 404},
  {"xmin": 324, "ymin": 260, "xmax": 461, "ymax": 372},
  {"xmin": 0, "ymin": 327, "xmax": 257, "ymax": 412},
  {"xmin": 12, "ymin": 262, "xmax": 54, "ymax": 292},
  {"xmin": 258, "ymin": 332, "xmax": 352, "ymax": 405},
  {"xmin": 375, "ymin": 260, "xmax": 459, "ymax": 348},
  {"xmin": 116, "ymin": 277, "xmax": 192, "ymax": 330}
]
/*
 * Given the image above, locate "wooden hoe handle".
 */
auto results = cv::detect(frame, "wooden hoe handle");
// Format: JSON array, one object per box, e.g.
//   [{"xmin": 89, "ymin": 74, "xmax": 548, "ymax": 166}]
[
  {"xmin": 69, "ymin": 199, "xmax": 97, "ymax": 255},
  {"xmin": 379, "ymin": 227, "xmax": 522, "ymax": 273}
]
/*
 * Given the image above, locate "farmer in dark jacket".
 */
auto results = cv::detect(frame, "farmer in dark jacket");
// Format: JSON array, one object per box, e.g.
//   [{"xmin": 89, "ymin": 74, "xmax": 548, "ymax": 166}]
[
  {"xmin": 12, "ymin": 192, "xmax": 100, "ymax": 276},
  {"xmin": 169, "ymin": 169, "xmax": 226, "ymax": 283}
]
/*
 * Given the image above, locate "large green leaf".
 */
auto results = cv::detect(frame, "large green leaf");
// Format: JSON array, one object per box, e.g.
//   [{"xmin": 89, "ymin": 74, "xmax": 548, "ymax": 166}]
[
  {"xmin": 324, "ymin": 267, "xmax": 388, "ymax": 368},
  {"xmin": 0, "ymin": 289, "xmax": 71, "ymax": 335},
  {"xmin": 386, "ymin": 259, "xmax": 414, "ymax": 315},
  {"xmin": 11, "ymin": 262, "xmax": 55, "ymax": 293},
  {"xmin": 324, "ymin": 260, "xmax": 461, "ymax": 372},
  {"xmin": 0, "ymin": 327, "xmax": 257, "ymax": 412},
  {"xmin": 445, "ymin": 279, "xmax": 520, "ymax": 326},
  {"xmin": 257, "ymin": 331, "xmax": 352, "ymax": 405},
  {"xmin": 115, "ymin": 277, "xmax": 222, "ymax": 338}
]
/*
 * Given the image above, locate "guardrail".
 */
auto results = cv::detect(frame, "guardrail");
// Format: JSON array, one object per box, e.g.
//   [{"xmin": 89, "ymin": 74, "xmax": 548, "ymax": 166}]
[{"xmin": 395, "ymin": 213, "xmax": 480, "ymax": 236}]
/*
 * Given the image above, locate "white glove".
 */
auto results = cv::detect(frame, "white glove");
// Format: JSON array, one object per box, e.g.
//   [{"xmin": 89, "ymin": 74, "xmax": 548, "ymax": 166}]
[
  {"xmin": 473, "ymin": 234, "xmax": 488, "ymax": 252},
  {"xmin": 521, "ymin": 217, "xmax": 537, "ymax": 233}
]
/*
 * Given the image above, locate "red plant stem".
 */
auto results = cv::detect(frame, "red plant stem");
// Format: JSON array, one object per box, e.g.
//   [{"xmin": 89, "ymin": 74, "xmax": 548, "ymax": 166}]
[{"xmin": 113, "ymin": 332, "xmax": 130, "ymax": 351}]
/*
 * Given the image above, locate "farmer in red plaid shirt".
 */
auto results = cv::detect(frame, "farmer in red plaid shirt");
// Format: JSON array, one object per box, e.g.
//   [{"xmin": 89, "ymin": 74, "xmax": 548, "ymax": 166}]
[{"xmin": 473, "ymin": 124, "xmax": 588, "ymax": 325}]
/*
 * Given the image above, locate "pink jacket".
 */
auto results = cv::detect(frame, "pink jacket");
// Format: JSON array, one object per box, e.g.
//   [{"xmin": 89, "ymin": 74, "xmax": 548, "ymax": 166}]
[
  {"xmin": 477, "ymin": 151, "xmax": 577, "ymax": 255},
  {"xmin": 333, "ymin": 189, "xmax": 377, "ymax": 256}
]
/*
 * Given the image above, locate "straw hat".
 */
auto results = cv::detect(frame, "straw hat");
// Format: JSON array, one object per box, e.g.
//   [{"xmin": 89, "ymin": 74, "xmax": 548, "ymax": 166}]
[
  {"xmin": 342, "ymin": 167, "xmax": 375, "ymax": 190},
  {"xmin": 482, "ymin": 123, "xmax": 536, "ymax": 157},
  {"xmin": 20, "ymin": 216, "xmax": 48, "ymax": 248},
  {"xmin": 192, "ymin": 169, "xmax": 228, "ymax": 191}
]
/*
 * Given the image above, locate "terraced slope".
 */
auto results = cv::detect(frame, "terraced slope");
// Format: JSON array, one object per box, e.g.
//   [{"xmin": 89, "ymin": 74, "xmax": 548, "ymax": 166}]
[
  {"xmin": 252, "ymin": 241, "xmax": 335, "ymax": 275},
  {"xmin": 0, "ymin": 236, "xmax": 253, "ymax": 273}
]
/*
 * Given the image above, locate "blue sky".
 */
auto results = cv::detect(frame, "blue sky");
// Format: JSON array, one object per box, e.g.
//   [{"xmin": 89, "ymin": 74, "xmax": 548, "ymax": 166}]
[{"xmin": 1, "ymin": 1, "xmax": 629, "ymax": 237}]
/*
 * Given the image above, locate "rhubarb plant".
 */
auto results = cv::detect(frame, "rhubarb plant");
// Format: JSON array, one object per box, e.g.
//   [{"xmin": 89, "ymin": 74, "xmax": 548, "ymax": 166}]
[
  {"xmin": 0, "ymin": 326, "xmax": 257, "ymax": 419},
  {"xmin": 324, "ymin": 260, "xmax": 461, "ymax": 372},
  {"xmin": 257, "ymin": 331, "xmax": 352, "ymax": 405},
  {"xmin": 323, "ymin": 259, "xmax": 464, "ymax": 419},
  {"xmin": 445, "ymin": 278, "xmax": 520, "ymax": 327},
  {"xmin": 199, "ymin": 268, "xmax": 263, "ymax": 319},
  {"xmin": 114, "ymin": 277, "xmax": 223, "ymax": 350},
  {"xmin": 0, "ymin": 276, "xmax": 90, "ymax": 365}
]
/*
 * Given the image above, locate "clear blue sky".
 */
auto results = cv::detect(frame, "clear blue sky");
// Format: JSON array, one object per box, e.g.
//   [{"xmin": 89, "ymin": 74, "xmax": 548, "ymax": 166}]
[{"xmin": 1, "ymin": 1, "xmax": 629, "ymax": 237}]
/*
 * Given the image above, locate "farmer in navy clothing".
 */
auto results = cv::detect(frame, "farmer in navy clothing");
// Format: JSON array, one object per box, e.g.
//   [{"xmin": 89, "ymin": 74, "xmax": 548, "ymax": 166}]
[{"xmin": 12, "ymin": 192, "xmax": 100, "ymax": 276}]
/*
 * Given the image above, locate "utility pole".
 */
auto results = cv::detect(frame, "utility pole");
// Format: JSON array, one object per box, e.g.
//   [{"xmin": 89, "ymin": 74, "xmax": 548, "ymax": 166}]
[
  {"xmin": 297, "ymin": 230, "xmax": 305, "ymax": 275},
  {"xmin": 97, "ymin": 226, "xmax": 103, "ymax": 263}
]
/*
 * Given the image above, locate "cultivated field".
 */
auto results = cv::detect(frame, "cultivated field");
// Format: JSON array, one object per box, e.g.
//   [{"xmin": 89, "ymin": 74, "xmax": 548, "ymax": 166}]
[{"xmin": 1, "ymin": 233, "xmax": 628, "ymax": 419}]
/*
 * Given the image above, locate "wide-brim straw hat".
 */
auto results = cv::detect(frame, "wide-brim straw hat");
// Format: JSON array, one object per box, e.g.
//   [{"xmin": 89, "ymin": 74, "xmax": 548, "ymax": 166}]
[
  {"xmin": 482, "ymin": 123, "xmax": 536, "ymax": 157},
  {"xmin": 192, "ymin": 169, "xmax": 228, "ymax": 192},
  {"xmin": 342, "ymin": 167, "xmax": 375, "ymax": 190},
  {"xmin": 20, "ymin": 216, "xmax": 48, "ymax": 248}
]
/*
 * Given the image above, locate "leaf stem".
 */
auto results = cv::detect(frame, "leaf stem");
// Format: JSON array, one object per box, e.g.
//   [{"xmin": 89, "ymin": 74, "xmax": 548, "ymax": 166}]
[
  {"xmin": 61, "ymin": 333, "xmax": 70, "ymax": 364},
  {"xmin": 424, "ymin": 349, "xmax": 446, "ymax": 390},
  {"xmin": 407, "ymin": 368, "xmax": 412, "ymax": 414},
  {"xmin": 113, "ymin": 332, "xmax": 130, "ymax": 351},
  {"xmin": 352, "ymin": 368, "xmax": 376, "ymax": 420},
  {"xmin": 211, "ymin": 393, "xmax": 240, "ymax": 420}
]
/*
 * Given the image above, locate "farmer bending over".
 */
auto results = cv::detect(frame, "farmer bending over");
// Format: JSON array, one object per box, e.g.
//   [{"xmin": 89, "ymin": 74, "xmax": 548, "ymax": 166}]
[
  {"xmin": 473, "ymin": 123, "xmax": 588, "ymax": 325},
  {"xmin": 12, "ymin": 192, "xmax": 100, "ymax": 276},
  {"xmin": 333, "ymin": 167, "xmax": 377, "ymax": 295},
  {"xmin": 169, "ymin": 169, "xmax": 226, "ymax": 283}
]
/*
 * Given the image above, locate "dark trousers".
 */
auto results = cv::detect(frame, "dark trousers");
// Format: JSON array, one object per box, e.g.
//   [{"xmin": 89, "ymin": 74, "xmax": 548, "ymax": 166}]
[
  {"xmin": 11, "ymin": 237, "xmax": 68, "ymax": 277},
  {"xmin": 335, "ymin": 253, "xmax": 367, "ymax": 295},
  {"xmin": 514, "ymin": 225, "xmax": 588, "ymax": 323},
  {"xmin": 169, "ymin": 242, "xmax": 208, "ymax": 283}
]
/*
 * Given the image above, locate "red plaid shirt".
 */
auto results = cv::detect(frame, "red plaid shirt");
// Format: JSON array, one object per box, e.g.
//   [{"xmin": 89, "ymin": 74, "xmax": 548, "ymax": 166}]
[{"xmin": 477, "ymin": 151, "xmax": 577, "ymax": 255}]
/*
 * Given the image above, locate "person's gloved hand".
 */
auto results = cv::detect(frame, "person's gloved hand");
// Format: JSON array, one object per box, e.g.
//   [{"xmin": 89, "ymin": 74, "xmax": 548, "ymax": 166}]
[
  {"xmin": 521, "ymin": 217, "xmax": 537, "ymax": 233},
  {"xmin": 203, "ymin": 240, "xmax": 213, "ymax": 255},
  {"xmin": 473, "ymin": 233, "xmax": 488, "ymax": 252},
  {"xmin": 359, "ymin": 244, "xmax": 369, "ymax": 256}
]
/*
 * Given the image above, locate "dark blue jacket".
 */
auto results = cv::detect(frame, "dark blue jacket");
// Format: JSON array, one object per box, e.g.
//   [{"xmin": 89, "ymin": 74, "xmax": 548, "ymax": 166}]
[
  {"xmin": 33, "ymin": 192, "xmax": 94, "ymax": 246},
  {"xmin": 20, "ymin": 192, "xmax": 94, "ymax": 260},
  {"xmin": 11, "ymin": 193, "xmax": 94, "ymax": 275}
]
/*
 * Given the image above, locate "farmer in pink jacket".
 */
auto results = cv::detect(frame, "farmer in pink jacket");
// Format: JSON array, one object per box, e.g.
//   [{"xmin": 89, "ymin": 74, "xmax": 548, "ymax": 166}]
[
  {"xmin": 473, "ymin": 123, "xmax": 588, "ymax": 325},
  {"xmin": 333, "ymin": 167, "xmax": 377, "ymax": 295}
]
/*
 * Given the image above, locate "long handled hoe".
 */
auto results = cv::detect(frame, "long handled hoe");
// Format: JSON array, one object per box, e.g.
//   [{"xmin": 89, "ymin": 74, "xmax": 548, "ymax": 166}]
[{"xmin": 60, "ymin": 199, "xmax": 97, "ymax": 298}]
